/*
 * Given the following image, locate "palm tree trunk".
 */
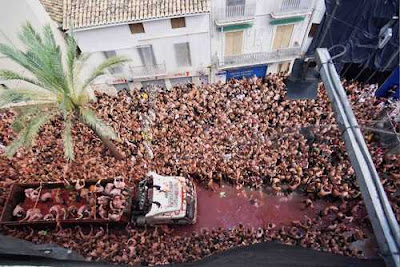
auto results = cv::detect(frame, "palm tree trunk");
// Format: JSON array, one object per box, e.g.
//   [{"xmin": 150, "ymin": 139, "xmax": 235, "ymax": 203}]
[
  {"xmin": 88, "ymin": 124, "xmax": 125, "ymax": 160},
  {"xmin": 100, "ymin": 136, "xmax": 125, "ymax": 160}
]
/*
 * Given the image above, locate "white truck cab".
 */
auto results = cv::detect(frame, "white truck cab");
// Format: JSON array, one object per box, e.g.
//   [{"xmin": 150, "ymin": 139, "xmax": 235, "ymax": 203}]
[{"xmin": 132, "ymin": 172, "xmax": 197, "ymax": 226}]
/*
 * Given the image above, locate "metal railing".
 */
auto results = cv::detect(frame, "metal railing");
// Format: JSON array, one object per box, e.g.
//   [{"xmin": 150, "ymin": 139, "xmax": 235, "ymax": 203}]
[
  {"xmin": 129, "ymin": 63, "xmax": 167, "ymax": 78},
  {"xmin": 219, "ymin": 47, "xmax": 301, "ymax": 68},
  {"xmin": 273, "ymin": 0, "xmax": 313, "ymax": 15},
  {"xmin": 215, "ymin": 4, "xmax": 256, "ymax": 24},
  {"xmin": 316, "ymin": 48, "xmax": 400, "ymax": 267}
]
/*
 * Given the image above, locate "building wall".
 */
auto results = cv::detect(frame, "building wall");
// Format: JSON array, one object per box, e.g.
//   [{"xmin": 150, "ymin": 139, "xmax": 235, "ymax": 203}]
[
  {"xmin": 302, "ymin": 0, "xmax": 326, "ymax": 53},
  {"xmin": 0, "ymin": 0, "xmax": 325, "ymax": 92},
  {"xmin": 0, "ymin": 0, "xmax": 61, "ymax": 88},
  {"xmin": 73, "ymin": 14, "xmax": 211, "ymax": 90},
  {"xmin": 210, "ymin": 0, "xmax": 325, "ymax": 80}
]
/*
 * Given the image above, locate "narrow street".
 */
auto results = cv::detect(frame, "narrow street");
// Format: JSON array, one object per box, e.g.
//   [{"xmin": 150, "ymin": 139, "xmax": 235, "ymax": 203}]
[
  {"xmin": 174, "ymin": 182, "xmax": 379, "ymax": 259},
  {"xmin": 177, "ymin": 183, "xmax": 321, "ymax": 233}
]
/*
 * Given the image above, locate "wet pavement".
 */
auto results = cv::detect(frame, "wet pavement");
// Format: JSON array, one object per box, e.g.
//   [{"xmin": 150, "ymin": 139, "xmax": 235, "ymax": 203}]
[
  {"xmin": 176, "ymin": 183, "xmax": 324, "ymax": 233},
  {"xmin": 173, "ymin": 182, "xmax": 380, "ymax": 259}
]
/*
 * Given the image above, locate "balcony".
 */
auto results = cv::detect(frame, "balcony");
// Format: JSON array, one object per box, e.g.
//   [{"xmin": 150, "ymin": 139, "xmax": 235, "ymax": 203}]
[
  {"xmin": 271, "ymin": 0, "xmax": 313, "ymax": 18},
  {"xmin": 215, "ymin": 4, "xmax": 256, "ymax": 26},
  {"xmin": 129, "ymin": 63, "xmax": 167, "ymax": 79},
  {"xmin": 218, "ymin": 47, "xmax": 301, "ymax": 69}
]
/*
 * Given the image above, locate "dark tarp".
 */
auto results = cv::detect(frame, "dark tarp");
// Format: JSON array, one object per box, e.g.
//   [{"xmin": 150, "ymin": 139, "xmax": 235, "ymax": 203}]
[
  {"xmin": 375, "ymin": 66, "xmax": 400, "ymax": 99},
  {"xmin": 0, "ymin": 235, "xmax": 385, "ymax": 267},
  {"xmin": 307, "ymin": 0, "xmax": 399, "ymax": 73},
  {"xmin": 0, "ymin": 233, "xmax": 84, "ymax": 261}
]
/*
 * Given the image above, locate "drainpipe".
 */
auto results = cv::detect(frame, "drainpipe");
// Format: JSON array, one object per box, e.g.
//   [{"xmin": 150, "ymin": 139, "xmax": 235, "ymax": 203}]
[{"xmin": 208, "ymin": 11, "xmax": 216, "ymax": 84}]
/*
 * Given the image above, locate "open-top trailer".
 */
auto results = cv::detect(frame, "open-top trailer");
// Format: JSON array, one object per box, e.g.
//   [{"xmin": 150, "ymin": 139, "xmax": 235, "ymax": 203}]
[{"xmin": 0, "ymin": 172, "xmax": 197, "ymax": 227}]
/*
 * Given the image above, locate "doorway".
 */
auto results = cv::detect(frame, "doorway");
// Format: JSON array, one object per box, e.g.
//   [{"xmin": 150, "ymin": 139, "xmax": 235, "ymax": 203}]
[{"xmin": 278, "ymin": 61, "xmax": 291, "ymax": 73}]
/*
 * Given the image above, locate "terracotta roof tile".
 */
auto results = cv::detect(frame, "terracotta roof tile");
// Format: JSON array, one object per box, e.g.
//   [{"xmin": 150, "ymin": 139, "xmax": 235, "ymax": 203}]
[
  {"xmin": 40, "ymin": 0, "xmax": 64, "ymax": 25},
  {"xmin": 63, "ymin": 0, "xmax": 210, "ymax": 30}
]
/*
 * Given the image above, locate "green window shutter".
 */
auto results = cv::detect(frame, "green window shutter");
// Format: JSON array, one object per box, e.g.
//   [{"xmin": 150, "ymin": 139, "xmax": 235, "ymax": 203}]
[
  {"xmin": 270, "ymin": 16, "xmax": 305, "ymax": 25},
  {"xmin": 217, "ymin": 23, "xmax": 253, "ymax": 32}
]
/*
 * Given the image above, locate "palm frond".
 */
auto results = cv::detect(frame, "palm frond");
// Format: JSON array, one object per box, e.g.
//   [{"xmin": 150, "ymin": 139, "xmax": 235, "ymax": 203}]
[
  {"xmin": 69, "ymin": 53, "xmax": 91, "ymax": 100},
  {"xmin": 57, "ymin": 95, "xmax": 71, "ymax": 119},
  {"xmin": 73, "ymin": 53, "xmax": 91, "ymax": 86},
  {"xmin": 81, "ymin": 56, "xmax": 130, "ymax": 93},
  {"xmin": 18, "ymin": 23, "xmax": 67, "ymax": 94},
  {"xmin": 65, "ymin": 34, "xmax": 77, "ymax": 91},
  {"xmin": 80, "ymin": 108, "xmax": 117, "ymax": 140},
  {"xmin": 1, "ymin": 25, "xmax": 60, "ymax": 93},
  {"xmin": 4, "ymin": 112, "xmax": 55, "ymax": 157},
  {"xmin": 18, "ymin": 22, "xmax": 44, "ymax": 53},
  {"xmin": 0, "ymin": 69, "xmax": 44, "ymax": 88},
  {"xmin": 25, "ymin": 47, "xmax": 66, "ymax": 94},
  {"xmin": 11, "ymin": 107, "xmax": 43, "ymax": 133},
  {"xmin": 63, "ymin": 118, "xmax": 75, "ymax": 161},
  {"xmin": 42, "ymin": 25, "xmax": 58, "ymax": 50},
  {"xmin": 40, "ymin": 25, "xmax": 68, "ymax": 92},
  {"xmin": 0, "ymin": 42, "xmax": 63, "ymax": 94},
  {"xmin": 0, "ymin": 88, "xmax": 57, "ymax": 108},
  {"xmin": 0, "ymin": 44, "xmax": 32, "ymax": 72},
  {"xmin": 22, "ymin": 112, "xmax": 55, "ymax": 147},
  {"xmin": 4, "ymin": 138, "xmax": 25, "ymax": 158},
  {"xmin": 1, "ymin": 23, "xmax": 126, "ymax": 161}
]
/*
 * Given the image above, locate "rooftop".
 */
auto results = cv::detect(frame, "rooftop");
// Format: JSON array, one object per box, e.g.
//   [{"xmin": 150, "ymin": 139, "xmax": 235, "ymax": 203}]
[
  {"xmin": 62, "ymin": 0, "xmax": 210, "ymax": 30},
  {"xmin": 40, "ymin": 0, "xmax": 64, "ymax": 25}
]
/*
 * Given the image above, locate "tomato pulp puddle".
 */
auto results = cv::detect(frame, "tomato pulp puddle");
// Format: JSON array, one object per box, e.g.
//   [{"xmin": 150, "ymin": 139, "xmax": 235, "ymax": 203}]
[
  {"xmin": 175, "ymin": 183, "xmax": 324, "ymax": 233},
  {"xmin": 173, "ymin": 182, "xmax": 379, "ymax": 259}
]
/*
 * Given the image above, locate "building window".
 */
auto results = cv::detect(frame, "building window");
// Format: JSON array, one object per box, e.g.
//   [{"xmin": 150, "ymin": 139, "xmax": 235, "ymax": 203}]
[
  {"xmin": 225, "ymin": 31, "xmax": 243, "ymax": 56},
  {"xmin": 174, "ymin": 43, "xmax": 192, "ymax": 67},
  {"xmin": 171, "ymin": 17, "xmax": 186, "ymax": 29},
  {"xmin": 129, "ymin": 23, "xmax": 145, "ymax": 34},
  {"xmin": 308, "ymin": 23, "xmax": 319, "ymax": 37},
  {"xmin": 104, "ymin": 50, "xmax": 123, "ymax": 74},
  {"xmin": 137, "ymin": 45, "xmax": 156, "ymax": 66},
  {"xmin": 281, "ymin": 0, "xmax": 301, "ymax": 10},
  {"xmin": 272, "ymin": 24, "xmax": 294, "ymax": 49},
  {"xmin": 227, "ymin": 0, "xmax": 245, "ymax": 6}
]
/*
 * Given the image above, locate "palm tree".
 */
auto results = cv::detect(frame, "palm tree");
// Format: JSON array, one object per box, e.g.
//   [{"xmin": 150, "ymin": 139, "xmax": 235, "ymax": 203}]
[{"xmin": 0, "ymin": 22, "xmax": 130, "ymax": 160}]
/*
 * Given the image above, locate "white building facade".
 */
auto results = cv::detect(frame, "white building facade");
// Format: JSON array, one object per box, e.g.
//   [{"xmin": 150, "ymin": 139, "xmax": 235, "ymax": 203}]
[
  {"xmin": 1, "ymin": 0, "xmax": 325, "ymax": 92},
  {"xmin": 0, "ymin": 0, "xmax": 62, "ymax": 89},
  {"xmin": 209, "ymin": 0, "xmax": 325, "ymax": 82},
  {"xmin": 60, "ymin": 0, "xmax": 211, "ymax": 93}
]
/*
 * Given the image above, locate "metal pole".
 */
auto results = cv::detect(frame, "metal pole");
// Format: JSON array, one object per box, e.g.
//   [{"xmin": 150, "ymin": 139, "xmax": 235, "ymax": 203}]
[
  {"xmin": 317, "ymin": 0, "xmax": 340, "ymax": 48},
  {"xmin": 316, "ymin": 48, "xmax": 400, "ymax": 267}
]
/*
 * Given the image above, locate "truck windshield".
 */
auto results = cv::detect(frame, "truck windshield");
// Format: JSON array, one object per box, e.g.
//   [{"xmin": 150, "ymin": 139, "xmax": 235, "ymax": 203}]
[{"xmin": 137, "ymin": 178, "xmax": 152, "ymax": 213}]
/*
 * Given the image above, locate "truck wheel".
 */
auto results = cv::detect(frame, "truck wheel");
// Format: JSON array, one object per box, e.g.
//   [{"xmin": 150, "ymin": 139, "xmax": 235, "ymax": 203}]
[{"xmin": 136, "ymin": 216, "xmax": 146, "ymax": 227}]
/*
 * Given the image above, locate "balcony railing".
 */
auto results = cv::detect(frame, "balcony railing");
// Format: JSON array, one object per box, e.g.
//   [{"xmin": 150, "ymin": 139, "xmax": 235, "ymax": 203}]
[
  {"xmin": 272, "ymin": 0, "xmax": 313, "ymax": 17},
  {"xmin": 129, "ymin": 63, "xmax": 167, "ymax": 79},
  {"xmin": 215, "ymin": 4, "xmax": 256, "ymax": 25},
  {"xmin": 218, "ymin": 47, "xmax": 301, "ymax": 68}
]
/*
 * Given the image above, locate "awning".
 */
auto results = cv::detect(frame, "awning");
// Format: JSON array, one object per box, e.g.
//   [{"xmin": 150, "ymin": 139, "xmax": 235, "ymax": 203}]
[
  {"xmin": 217, "ymin": 23, "xmax": 253, "ymax": 32},
  {"xmin": 270, "ymin": 16, "xmax": 305, "ymax": 25}
]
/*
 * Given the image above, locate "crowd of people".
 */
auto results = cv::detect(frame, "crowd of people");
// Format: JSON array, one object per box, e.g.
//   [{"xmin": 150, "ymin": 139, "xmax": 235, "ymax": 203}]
[{"xmin": 0, "ymin": 73, "xmax": 399, "ymax": 265}]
